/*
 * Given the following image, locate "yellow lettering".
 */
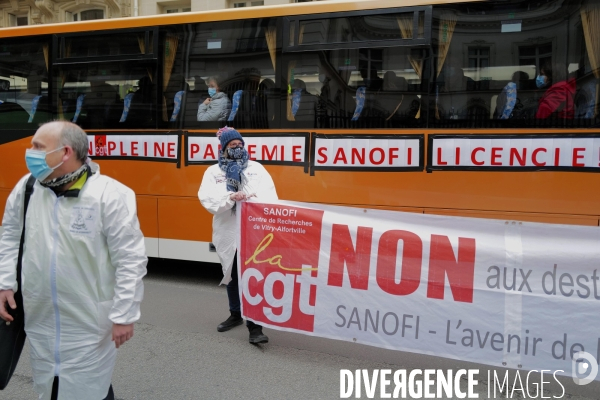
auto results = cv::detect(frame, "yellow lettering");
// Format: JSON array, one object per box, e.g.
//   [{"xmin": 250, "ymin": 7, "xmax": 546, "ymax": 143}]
[{"xmin": 244, "ymin": 233, "xmax": 317, "ymax": 272}]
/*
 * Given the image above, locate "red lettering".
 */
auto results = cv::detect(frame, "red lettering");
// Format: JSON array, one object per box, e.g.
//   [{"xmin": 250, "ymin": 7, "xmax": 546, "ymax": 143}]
[
  {"xmin": 532, "ymin": 148, "xmax": 546, "ymax": 166},
  {"xmin": 471, "ymin": 147, "xmax": 485, "ymax": 166},
  {"xmin": 509, "ymin": 148, "xmax": 526, "ymax": 166},
  {"xmin": 317, "ymin": 147, "xmax": 327, "ymax": 163},
  {"xmin": 455, "ymin": 147, "xmax": 460, "ymax": 165},
  {"xmin": 154, "ymin": 142, "xmax": 165, "ymax": 157},
  {"xmin": 437, "ymin": 147, "xmax": 447, "ymax": 165},
  {"xmin": 369, "ymin": 148, "xmax": 384, "ymax": 165},
  {"xmin": 427, "ymin": 235, "xmax": 476, "ymax": 303},
  {"xmin": 131, "ymin": 141, "xmax": 139, "ymax": 156},
  {"xmin": 572, "ymin": 147, "xmax": 585, "ymax": 167},
  {"xmin": 292, "ymin": 145, "xmax": 302, "ymax": 162},
  {"xmin": 120, "ymin": 142, "xmax": 127, "ymax": 156},
  {"xmin": 351, "ymin": 148, "xmax": 365, "ymax": 165},
  {"xmin": 203, "ymin": 145, "xmax": 215, "ymax": 159},
  {"xmin": 280, "ymin": 145, "xmax": 285, "ymax": 160},
  {"xmin": 88, "ymin": 141, "xmax": 93, "ymax": 155},
  {"xmin": 407, "ymin": 148, "xmax": 412, "ymax": 165},
  {"xmin": 107, "ymin": 141, "xmax": 116, "ymax": 156},
  {"xmin": 168, "ymin": 142, "xmax": 176, "ymax": 158},
  {"xmin": 389, "ymin": 148, "xmax": 399, "ymax": 165},
  {"xmin": 262, "ymin": 145, "xmax": 277, "ymax": 160},
  {"xmin": 334, "ymin": 148, "xmax": 348, "ymax": 164},
  {"xmin": 144, "ymin": 142, "xmax": 148, "ymax": 156},
  {"xmin": 376, "ymin": 230, "xmax": 422, "ymax": 296},
  {"xmin": 491, "ymin": 147, "xmax": 502, "ymax": 166},
  {"xmin": 327, "ymin": 224, "xmax": 373, "ymax": 290},
  {"xmin": 248, "ymin": 144, "xmax": 256, "ymax": 159},
  {"xmin": 554, "ymin": 148, "xmax": 560, "ymax": 166},
  {"xmin": 190, "ymin": 143, "xmax": 200, "ymax": 157}
]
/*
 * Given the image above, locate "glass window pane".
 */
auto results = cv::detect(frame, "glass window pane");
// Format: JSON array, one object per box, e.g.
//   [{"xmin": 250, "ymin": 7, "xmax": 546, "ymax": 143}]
[
  {"xmin": 297, "ymin": 12, "xmax": 414, "ymax": 46},
  {"xmin": 432, "ymin": 1, "xmax": 595, "ymax": 128},
  {"xmin": 519, "ymin": 46, "xmax": 535, "ymax": 57},
  {"xmin": 282, "ymin": 46, "xmax": 423, "ymax": 129},
  {"xmin": 56, "ymin": 62, "xmax": 157, "ymax": 129},
  {"xmin": 62, "ymin": 31, "xmax": 153, "ymax": 58},
  {"xmin": 166, "ymin": 19, "xmax": 277, "ymax": 129},
  {"xmin": 539, "ymin": 43, "xmax": 552, "ymax": 55},
  {"xmin": 0, "ymin": 37, "xmax": 50, "ymax": 128},
  {"xmin": 80, "ymin": 9, "xmax": 104, "ymax": 21}
]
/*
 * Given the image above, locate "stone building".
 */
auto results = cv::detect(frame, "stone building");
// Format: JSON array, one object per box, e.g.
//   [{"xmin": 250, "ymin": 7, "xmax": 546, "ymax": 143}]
[{"xmin": 0, "ymin": 0, "xmax": 314, "ymax": 27}]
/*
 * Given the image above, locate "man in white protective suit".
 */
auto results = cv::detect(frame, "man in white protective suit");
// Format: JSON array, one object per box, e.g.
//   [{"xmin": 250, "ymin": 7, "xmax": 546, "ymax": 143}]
[{"xmin": 0, "ymin": 121, "xmax": 147, "ymax": 400}]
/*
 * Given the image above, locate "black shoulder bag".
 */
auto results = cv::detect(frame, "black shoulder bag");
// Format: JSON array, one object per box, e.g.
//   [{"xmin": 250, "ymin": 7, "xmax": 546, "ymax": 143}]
[{"xmin": 0, "ymin": 174, "xmax": 35, "ymax": 390}]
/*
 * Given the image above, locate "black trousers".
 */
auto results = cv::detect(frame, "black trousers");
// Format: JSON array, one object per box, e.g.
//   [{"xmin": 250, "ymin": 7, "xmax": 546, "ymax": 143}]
[{"xmin": 50, "ymin": 377, "xmax": 114, "ymax": 400}]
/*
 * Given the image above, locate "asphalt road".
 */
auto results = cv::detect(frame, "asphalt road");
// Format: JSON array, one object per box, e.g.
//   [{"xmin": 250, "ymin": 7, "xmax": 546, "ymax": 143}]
[{"xmin": 3, "ymin": 258, "xmax": 600, "ymax": 400}]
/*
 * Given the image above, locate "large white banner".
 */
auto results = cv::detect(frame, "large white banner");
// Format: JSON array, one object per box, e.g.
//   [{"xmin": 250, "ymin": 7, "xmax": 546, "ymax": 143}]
[{"xmin": 237, "ymin": 200, "xmax": 600, "ymax": 380}]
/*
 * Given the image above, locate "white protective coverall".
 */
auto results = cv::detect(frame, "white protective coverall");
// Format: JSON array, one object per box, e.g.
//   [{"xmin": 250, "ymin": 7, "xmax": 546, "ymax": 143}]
[
  {"xmin": 0, "ymin": 161, "xmax": 147, "ymax": 400},
  {"xmin": 198, "ymin": 160, "xmax": 277, "ymax": 284}
]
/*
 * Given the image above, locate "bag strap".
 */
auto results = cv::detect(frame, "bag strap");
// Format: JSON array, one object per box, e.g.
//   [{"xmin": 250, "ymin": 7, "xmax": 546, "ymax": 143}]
[{"xmin": 16, "ymin": 175, "xmax": 36, "ymax": 296}]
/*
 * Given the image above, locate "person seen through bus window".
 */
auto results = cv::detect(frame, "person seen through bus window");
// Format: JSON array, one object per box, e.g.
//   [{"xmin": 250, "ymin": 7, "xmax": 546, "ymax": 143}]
[
  {"xmin": 535, "ymin": 62, "xmax": 576, "ymax": 119},
  {"xmin": 198, "ymin": 127, "xmax": 278, "ymax": 344},
  {"xmin": 197, "ymin": 76, "xmax": 231, "ymax": 121},
  {"xmin": 494, "ymin": 71, "xmax": 529, "ymax": 119}
]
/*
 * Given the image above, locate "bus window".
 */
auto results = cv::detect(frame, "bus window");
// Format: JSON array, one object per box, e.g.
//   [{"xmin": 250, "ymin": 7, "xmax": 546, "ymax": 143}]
[
  {"xmin": 56, "ymin": 62, "xmax": 157, "ymax": 129},
  {"xmin": 283, "ymin": 9, "xmax": 427, "ymax": 129},
  {"xmin": 0, "ymin": 38, "xmax": 49, "ymax": 128},
  {"xmin": 166, "ymin": 18, "xmax": 278, "ymax": 130},
  {"xmin": 431, "ymin": 1, "xmax": 599, "ymax": 128},
  {"xmin": 61, "ymin": 31, "xmax": 151, "ymax": 59},
  {"xmin": 283, "ymin": 45, "xmax": 424, "ymax": 129}
]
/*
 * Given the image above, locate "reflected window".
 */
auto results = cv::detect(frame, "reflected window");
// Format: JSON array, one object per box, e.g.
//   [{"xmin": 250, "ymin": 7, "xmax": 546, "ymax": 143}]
[
  {"xmin": 468, "ymin": 47, "xmax": 489, "ymax": 69},
  {"xmin": 519, "ymin": 43, "xmax": 552, "ymax": 73}
]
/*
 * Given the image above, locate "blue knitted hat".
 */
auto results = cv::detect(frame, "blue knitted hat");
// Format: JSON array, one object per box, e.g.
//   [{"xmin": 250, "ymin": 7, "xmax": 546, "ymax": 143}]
[{"xmin": 217, "ymin": 126, "xmax": 244, "ymax": 149}]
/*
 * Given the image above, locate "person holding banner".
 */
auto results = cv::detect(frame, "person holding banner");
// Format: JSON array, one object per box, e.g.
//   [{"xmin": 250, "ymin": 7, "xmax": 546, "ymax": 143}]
[{"xmin": 198, "ymin": 126, "xmax": 278, "ymax": 344}]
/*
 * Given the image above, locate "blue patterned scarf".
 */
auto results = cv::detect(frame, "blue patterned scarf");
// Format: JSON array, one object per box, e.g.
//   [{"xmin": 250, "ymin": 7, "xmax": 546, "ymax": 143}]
[{"xmin": 218, "ymin": 147, "xmax": 249, "ymax": 194}]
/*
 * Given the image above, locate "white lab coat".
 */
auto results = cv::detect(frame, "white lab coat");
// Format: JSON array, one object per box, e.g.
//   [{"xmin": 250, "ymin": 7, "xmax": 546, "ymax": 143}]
[
  {"xmin": 198, "ymin": 160, "xmax": 277, "ymax": 284},
  {"xmin": 0, "ymin": 161, "xmax": 147, "ymax": 400}
]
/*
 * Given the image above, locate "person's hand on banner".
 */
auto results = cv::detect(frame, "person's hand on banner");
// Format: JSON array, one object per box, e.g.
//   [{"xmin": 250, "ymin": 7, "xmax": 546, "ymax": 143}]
[{"xmin": 230, "ymin": 191, "xmax": 248, "ymax": 201}]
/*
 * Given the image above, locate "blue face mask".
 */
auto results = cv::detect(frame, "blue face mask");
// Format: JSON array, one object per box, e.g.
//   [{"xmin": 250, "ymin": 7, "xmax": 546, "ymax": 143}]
[
  {"xmin": 25, "ymin": 147, "xmax": 64, "ymax": 181},
  {"xmin": 228, "ymin": 146, "xmax": 246, "ymax": 160},
  {"xmin": 208, "ymin": 88, "xmax": 217, "ymax": 97},
  {"xmin": 535, "ymin": 75, "xmax": 547, "ymax": 88}
]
